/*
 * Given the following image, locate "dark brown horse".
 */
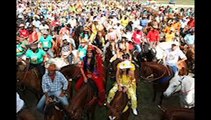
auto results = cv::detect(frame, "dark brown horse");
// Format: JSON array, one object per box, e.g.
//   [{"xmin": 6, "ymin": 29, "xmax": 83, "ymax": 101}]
[
  {"xmin": 16, "ymin": 60, "xmax": 42, "ymax": 99},
  {"xmin": 106, "ymin": 91, "xmax": 130, "ymax": 120},
  {"xmin": 140, "ymin": 62, "xmax": 174, "ymax": 105},
  {"xmin": 158, "ymin": 106, "xmax": 195, "ymax": 120},
  {"xmin": 17, "ymin": 107, "xmax": 37, "ymax": 120},
  {"xmin": 44, "ymin": 96, "xmax": 68, "ymax": 120},
  {"xmin": 60, "ymin": 64, "xmax": 82, "ymax": 99},
  {"xmin": 67, "ymin": 79, "xmax": 97, "ymax": 120}
]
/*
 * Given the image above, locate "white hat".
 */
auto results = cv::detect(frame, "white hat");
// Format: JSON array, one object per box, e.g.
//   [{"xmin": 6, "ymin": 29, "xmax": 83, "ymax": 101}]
[
  {"xmin": 135, "ymin": 26, "xmax": 143, "ymax": 30},
  {"xmin": 119, "ymin": 60, "xmax": 132, "ymax": 69}
]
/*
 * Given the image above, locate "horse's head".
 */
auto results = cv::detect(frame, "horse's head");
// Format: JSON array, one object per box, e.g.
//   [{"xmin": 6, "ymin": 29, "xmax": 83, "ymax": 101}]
[
  {"xmin": 16, "ymin": 59, "xmax": 28, "ymax": 72},
  {"xmin": 44, "ymin": 96, "xmax": 66, "ymax": 120},
  {"xmin": 163, "ymin": 74, "xmax": 183, "ymax": 97},
  {"xmin": 68, "ymin": 106, "xmax": 83, "ymax": 120},
  {"xmin": 107, "ymin": 91, "xmax": 129, "ymax": 120}
]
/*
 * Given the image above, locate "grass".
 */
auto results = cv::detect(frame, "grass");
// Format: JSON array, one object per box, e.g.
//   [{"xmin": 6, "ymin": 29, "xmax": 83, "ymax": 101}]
[{"xmin": 141, "ymin": 0, "xmax": 194, "ymax": 5}]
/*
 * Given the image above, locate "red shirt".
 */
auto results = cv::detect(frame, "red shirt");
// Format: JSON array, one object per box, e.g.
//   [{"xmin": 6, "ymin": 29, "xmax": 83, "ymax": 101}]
[
  {"xmin": 28, "ymin": 31, "xmax": 38, "ymax": 44},
  {"xmin": 19, "ymin": 29, "xmax": 29, "ymax": 38},
  {"xmin": 188, "ymin": 19, "xmax": 195, "ymax": 28},
  {"xmin": 132, "ymin": 30, "xmax": 144, "ymax": 44},
  {"xmin": 147, "ymin": 29, "xmax": 160, "ymax": 42},
  {"xmin": 51, "ymin": 20, "xmax": 60, "ymax": 27}
]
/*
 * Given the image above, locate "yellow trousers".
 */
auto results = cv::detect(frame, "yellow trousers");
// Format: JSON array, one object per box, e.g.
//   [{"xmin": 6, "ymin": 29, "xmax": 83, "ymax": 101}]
[
  {"xmin": 107, "ymin": 83, "xmax": 137, "ymax": 109},
  {"xmin": 90, "ymin": 32, "xmax": 97, "ymax": 43}
]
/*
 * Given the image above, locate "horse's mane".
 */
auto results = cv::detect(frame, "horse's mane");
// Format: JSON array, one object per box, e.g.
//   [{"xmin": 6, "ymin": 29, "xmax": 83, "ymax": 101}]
[
  {"xmin": 108, "ymin": 91, "xmax": 129, "ymax": 119},
  {"xmin": 44, "ymin": 101, "xmax": 64, "ymax": 118}
]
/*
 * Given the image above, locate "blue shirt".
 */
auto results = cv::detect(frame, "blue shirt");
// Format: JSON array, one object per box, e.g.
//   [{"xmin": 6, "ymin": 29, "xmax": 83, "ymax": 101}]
[
  {"xmin": 140, "ymin": 19, "xmax": 149, "ymax": 27},
  {"xmin": 42, "ymin": 71, "xmax": 68, "ymax": 93},
  {"xmin": 184, "ymin": 34, "xmax": 194, "ymax": 45}
]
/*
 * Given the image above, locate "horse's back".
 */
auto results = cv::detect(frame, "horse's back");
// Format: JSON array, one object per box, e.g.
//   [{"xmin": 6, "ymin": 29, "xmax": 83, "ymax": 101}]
[{"xmin": 163, "ymin": 108, "xmax": 194, "ymax": 120}]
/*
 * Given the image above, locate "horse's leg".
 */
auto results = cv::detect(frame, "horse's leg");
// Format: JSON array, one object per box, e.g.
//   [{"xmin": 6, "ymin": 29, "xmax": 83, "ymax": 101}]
[
  {"xmin": 159, "ymin": 93, "xmax": 164, "ymax": 106},
  {"xmin": 152, "ymin": 84, "xmax": 157, "ymax": 102},
  {"xmin": 122, "ymin": 108, "xmax": 130, "ymax": 120}
]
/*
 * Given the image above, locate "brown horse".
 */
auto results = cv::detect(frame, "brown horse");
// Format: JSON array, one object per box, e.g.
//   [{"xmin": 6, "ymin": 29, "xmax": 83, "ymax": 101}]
[
  {"xmin": 16, "ymin": 61, "xmax": 42, "ymax": 99},
  {"xmin": 44, "ymin": 96, "xmax": 68, "ymax": 120},
  {"xmin": 185, "ymin": 47, "xmax": 195, "ymax": 73},
  {"xmin": 106, "ymin": 91, "xmax": 130, "ymax": 120},
  {"xmin": 60, "ymin": 64, "xmax": 82, "ymax": 99},
  {"xmin": 17, "ymin": 108, "xmax": 37, "ymax": 120},
  {"xmin": 67, "ymin": 79, "xmax": 97, "ymax": 120},
  {"xmin": 140, "ymin": 62, "xmax": 174, "ymax": 105},
  {"xmin": 52, "ymin": 35, "xmax": 62, "ymax": 58},
  {"xmin": 158, "ymin": 106, "xmax": 194, "ymax": 120}
]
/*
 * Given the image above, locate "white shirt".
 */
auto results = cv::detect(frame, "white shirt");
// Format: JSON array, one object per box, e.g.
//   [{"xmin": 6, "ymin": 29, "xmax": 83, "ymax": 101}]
[
  {"xmin": 165, "ymin": 48, "xmax": 187, "ymax": 66},
  {"xmin": 16, "ymin": 92, "xmax": 24, "ymax": 113}
]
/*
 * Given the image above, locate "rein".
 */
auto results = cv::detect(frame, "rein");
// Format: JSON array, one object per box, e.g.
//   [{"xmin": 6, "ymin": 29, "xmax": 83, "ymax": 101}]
[{"xmin": 140, "ymin": 65, "xmax": 167, "ymax": 82}]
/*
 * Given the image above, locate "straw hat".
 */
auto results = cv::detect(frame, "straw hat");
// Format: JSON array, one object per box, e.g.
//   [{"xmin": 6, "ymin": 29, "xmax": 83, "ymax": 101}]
[
  {"xmin": 119, "ymin": 60, "xmax": 132, "ymax": 69},
  {"xmin": 152, "ymin": 24, "xmax": 158, "ymax": 29},
  {"xmin": 47, "ymin": 63, "xmax": 57, "ymax": 71},
  {"xmin": 80, "ymin": 38, "xmax": 89, "ymax": 43}
]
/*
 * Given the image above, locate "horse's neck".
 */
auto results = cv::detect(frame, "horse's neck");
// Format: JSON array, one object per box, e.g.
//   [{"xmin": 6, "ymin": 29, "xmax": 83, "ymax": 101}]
[
  {"xmin": 181, "ymin": 77, "xmax": 194, "ymax": 93},
  {"xmin": 72, "ymin": 85, "xmax": 90, "ymax": 107},
  {"xmin": 112, "ymin": 92, "xmax": 128, "ymax": 111}
]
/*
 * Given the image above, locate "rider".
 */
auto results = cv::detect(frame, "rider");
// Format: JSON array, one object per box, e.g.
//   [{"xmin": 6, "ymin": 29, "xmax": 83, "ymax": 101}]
[
  {"xmin": 75, "ymin": 44, "xmax": 105, "ymax": 106},
  {"xmin": 37, "ymin": 63, "xmax": 69, "ymax": 113},
  {"xmin": 107, "ymin": 53, "xmax": 138, "ymax": 115},
  {"xmin": 25, "ymin": 43, "xmax": 47, "ymax": 77},
  {"xmin": 39, "ymin": 30, "xmax": 54, "ymax": 58},
  {"xmin": 163, "ymin": 42, "xmax": 187, "ymax": 75},
  {"xmin": 61, "ymin": 35, "xmax": 75, "ymax": 64}
]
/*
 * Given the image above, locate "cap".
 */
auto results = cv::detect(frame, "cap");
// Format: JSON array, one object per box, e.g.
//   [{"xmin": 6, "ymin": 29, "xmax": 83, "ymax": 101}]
[{"xmin": 119, "ymin": 60, "xmax": 132, "ymax": 69}]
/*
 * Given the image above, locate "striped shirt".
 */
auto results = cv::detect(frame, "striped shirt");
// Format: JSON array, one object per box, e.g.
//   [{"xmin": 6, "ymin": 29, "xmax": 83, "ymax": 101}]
[{"xmin": 42, "ymin": 71, "xmax": 68, "ymax": 93}]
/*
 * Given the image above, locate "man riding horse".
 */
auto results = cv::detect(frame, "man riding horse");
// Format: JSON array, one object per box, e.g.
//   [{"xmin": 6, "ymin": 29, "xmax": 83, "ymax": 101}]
[
  {"xmin": 163, "ymin": 43, "xmax": 187, "ymax": 75},
  {"xmin": 37, "ymin": 63, "xmax": 69, "ymax": 113}
]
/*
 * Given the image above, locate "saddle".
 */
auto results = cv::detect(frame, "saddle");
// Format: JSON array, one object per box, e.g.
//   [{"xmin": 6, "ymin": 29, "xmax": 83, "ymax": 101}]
[{"xmin": 159, "ymin": 65, "xmax": 174, "ymax": 84}]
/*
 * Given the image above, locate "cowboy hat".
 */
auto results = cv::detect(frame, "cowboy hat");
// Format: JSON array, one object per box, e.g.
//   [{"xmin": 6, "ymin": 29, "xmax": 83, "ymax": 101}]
[
  {"xmin": 119, "ymin": 60, "xmax": 132, "ymax": 69},
  {"xmin": 87, "ymin": 45, "xmax": 94, "ymax": 51},
  {"xmin": 47, "ymin": 63, "xmax": 57, "ymax": 71},
  {"xmin": 19, "ymin": 24, "xmax": 25, "ymax": 27},
  {"xmin": 80, "ymin": 38, "xmax": 89, "ymax": 43},
  {"xmin": 30, "ymin": 43, "xmax": 38, "ymax": 49},
  {"xmin": 152, "ymin": 24, "xmax": 158, "ymax": 29}
]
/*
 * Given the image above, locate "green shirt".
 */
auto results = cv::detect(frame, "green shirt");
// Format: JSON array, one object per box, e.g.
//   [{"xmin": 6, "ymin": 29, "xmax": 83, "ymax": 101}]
[
  {"xmin": 26, "ymin": 49, "xmax": 46, "ymax": 64},
  {"xmin": 39, "ymin": 35, "xmax": 53, "ymax": 49},
  {"xmin": 16, "ymin": 43, "xmax": 25, "ymax": 56}
]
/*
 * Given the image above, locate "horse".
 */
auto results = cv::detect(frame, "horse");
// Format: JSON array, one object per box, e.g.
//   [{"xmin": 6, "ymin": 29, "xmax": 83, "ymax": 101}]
[
  {"xmin": 158, "ymin": 106, "xmax": 194, "ymax": 120},
  {"xmin": 140, "ymin": 62, "xmax": 175, "ymax": 105},
  {"xmin": 52, "ymin": 35, "xmax": 62, "ymax": 58},
  {"xmin": 181, "ymin": 46, "xmax": 195, "ymax": 74},
  {"xmin": 163, "ymin": 74, "xmax": 195, "ymax": 108},
  {"xmin": 17, "ymin": 108, "xmax": 37, "ymax": 120},
  {"xmin": 44, "ymin": 96, "xmax": 68, "ymax": 120},
  {"xmin": 67, "ymin": 79, "xmax": 97, "ymax": 120},
  {"xmin": 72, "ymin": 25, "xmax": 84, "ymax": 49},
  {"xmin": 106, "ymin": 91, "xmax": 130, "ymax": 120},
  {"xmin": 60, "ymin": 64, "xmax": 82, "ymax": 99},
  {"xmin": 16, "ymin": 60, "xmax": 42, "ymax": 99}
]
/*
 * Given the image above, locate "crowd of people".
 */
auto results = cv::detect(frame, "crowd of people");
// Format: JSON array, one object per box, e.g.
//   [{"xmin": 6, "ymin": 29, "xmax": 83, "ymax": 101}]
[{"xmin": 16, "ymin": 0, "xmax": 194, "ymax": 117}]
